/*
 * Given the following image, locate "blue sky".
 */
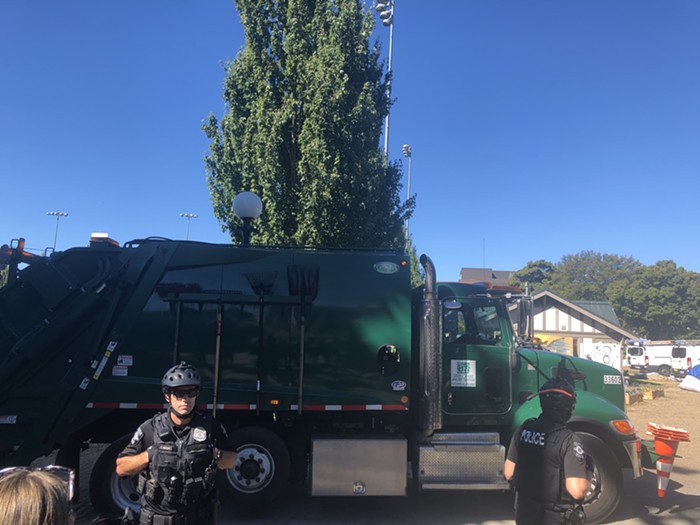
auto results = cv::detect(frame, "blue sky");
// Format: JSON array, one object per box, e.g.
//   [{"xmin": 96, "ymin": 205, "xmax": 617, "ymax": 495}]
[{"xmin": 2, "ymin": 1, "xmax": 699, "ymax": 281}]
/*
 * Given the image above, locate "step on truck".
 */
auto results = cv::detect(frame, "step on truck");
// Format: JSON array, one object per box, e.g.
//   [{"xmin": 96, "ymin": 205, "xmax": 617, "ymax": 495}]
[{"xmin": 0, "ymin": 237, "xmax": 643, "ymax": 523}]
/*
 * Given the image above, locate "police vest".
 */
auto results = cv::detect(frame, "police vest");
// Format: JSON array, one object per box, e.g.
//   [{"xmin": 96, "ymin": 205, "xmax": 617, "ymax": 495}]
[
  {"xmin": 515, "ymin": 416, "xmax": 574, "ymax": 506},
  {"xmin": 140, "ymin": 411, "xmax": 218, "ymax": 508}
]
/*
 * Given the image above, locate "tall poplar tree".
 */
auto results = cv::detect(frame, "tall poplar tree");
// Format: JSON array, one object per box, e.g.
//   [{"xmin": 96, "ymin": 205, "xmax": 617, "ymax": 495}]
[{"xmin": 204, "ymin": 0, "xmax": 411, "ymax": 248}]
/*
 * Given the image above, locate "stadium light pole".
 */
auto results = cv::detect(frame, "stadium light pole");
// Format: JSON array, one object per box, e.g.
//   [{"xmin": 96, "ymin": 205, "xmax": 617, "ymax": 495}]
[
  {"xmin": 232, "ymin": 192, "xmax": 263, "ymax": 246},
  {"xmin": 376, "ymin": 1, "xmax": 394, "ymax": 159},
  {"xmin": 179, "ymin": 213, "xmax": 198, "ymax": 240},
  {"xmin": 46, "ymin": 211, "xmax": 69, "ymax": 250},
  {"xmin": 402, "ymin": 144, "xmax": 412, "ymax": 242}
]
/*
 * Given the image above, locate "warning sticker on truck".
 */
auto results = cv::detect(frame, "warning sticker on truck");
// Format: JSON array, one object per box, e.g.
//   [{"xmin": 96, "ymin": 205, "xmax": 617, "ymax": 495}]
[
  {"xmin": 451, "ymin": 359, "xmax": 476, "ymax": 387},
  {"xmin": 117, "ymin": 355, "xmax": 133, "ymax": 366}
]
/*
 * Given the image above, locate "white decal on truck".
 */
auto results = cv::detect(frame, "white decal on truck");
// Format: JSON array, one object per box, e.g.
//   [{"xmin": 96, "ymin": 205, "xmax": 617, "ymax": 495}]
[
  {"xmin": 117, "ymin": 355, "xmax": 133, "ymax": 366},
  {"xmin": 451, "ymin": 359, "xmax": 476, "ymax": 387},
  {"xmin": 603, "ymin": 375, "xmax": 622, "ymax": 384},
  {"xmin": 373, "ymin": 262, "xmax": 399, "ymax": 274}
]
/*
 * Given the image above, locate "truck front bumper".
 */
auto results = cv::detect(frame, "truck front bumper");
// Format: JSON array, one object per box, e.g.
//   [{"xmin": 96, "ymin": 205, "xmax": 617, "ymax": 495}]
[{"xmin": 624, "ymin": 437, "xmax": 643, "ymax": 478}]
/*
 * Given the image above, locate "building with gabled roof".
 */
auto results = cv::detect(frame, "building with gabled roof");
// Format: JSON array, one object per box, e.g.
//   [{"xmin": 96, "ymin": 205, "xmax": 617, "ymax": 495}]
[{"xmin": 526, "ymin": 289, "xmax": 639, "ymax": 370}]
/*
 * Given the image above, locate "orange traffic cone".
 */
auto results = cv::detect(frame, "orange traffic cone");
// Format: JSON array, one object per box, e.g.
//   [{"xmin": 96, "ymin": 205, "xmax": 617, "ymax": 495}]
[{"xmin": 647, "ymin": 422, "xmax": 691, "ymax": 498}]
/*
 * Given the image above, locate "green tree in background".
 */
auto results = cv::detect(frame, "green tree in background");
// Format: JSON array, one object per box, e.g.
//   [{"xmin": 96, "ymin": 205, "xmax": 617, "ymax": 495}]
[
  {"xmin": 510, "ymin": 259, "xmax": 555, "ymax": 293},
  {"xmin": 204, "ymin": 0, "xmax": 411, "ymax": 248},
  {"xmin": 547, "ymin": 251, "xmax": 641, "ymax": 301},
  {"xmin": 406, "ymin": 234, "xmax": 424, "ymax": 288},
  {"xmin": 512, "ymin": 252, "xmax": 700, "ymax": 339},
  {"xmin": 607, "ymin": 261, "xmax": 700, "ymax": 340}
]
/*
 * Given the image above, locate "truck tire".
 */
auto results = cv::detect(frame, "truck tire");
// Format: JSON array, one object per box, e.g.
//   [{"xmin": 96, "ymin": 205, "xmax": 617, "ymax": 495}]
[
  {"xmin": 576, "ymin": 432, "xmax": 623, "ymax": 524},
  {"xmin": 657, "ymin": 365, "xmax": 671, "ymax": 377},
  {"xmin": 219, "ymin": 426, "xmax": 290, "ymax": 508},
  {"xmin": 89, "ymin": 435, "xmax": 140, "ymax": 517}
]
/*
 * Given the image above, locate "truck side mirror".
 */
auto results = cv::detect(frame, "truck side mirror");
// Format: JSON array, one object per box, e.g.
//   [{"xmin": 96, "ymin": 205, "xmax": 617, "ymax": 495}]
[{"xmin": 518, "ymin": 297, "xmax": 533, "ymax": 339}]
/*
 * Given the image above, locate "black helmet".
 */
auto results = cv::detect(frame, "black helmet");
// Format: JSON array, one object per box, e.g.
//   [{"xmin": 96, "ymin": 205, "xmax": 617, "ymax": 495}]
[
  {"xmin": 161, "ymin": 362, "xmax": 201, "ymax": 390},
  {"xmin": 539, "ymin": 376, "xmax": 576, "ymax": 423}
]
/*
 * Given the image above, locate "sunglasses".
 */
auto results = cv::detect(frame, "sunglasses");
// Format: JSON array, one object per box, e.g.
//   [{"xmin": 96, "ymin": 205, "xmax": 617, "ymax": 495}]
[
  {"xmin": 168, "ymin": 388, "xmax": 199, "ymax": 399},
  {"xmin": 0, "ymin": 465, "xmax": 75, "ymax": 500}
]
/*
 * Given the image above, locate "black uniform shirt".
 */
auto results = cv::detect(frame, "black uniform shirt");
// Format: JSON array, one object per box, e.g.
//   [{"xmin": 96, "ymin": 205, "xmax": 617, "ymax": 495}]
[
  {"xmin": 119, "ymin": 411, "xmax": 232, "ymax": 458},
  {"xmin": 119, "ymin": 411, "xmax": 233, "ymax": 516},
  {"xmin": 507, "ymin": 416, "xmax": 587, "ymax": 504}
]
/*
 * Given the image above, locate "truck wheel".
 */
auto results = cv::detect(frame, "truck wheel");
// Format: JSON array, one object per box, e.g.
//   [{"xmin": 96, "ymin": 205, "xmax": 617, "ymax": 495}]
[
  {"xmin": 657, "ymin": 365, "xmax": 671, "ymax": 377},
  {"xmin": 220, "ymin": 426, "xmax": 290, "ymax": 508},
  {"xmin": 89, "ymin": 435, "xmax": 140, "ymax": 517},
  {"xmin": 576, "ymin": 432, "xmax": 623, "ymax": 524}
]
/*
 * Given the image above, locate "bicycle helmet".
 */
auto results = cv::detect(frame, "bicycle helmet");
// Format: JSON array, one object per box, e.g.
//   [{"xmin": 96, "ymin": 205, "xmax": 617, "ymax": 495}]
[
  {"xmin": 161, "ymin": 361, "xmax": 201, "ymax": 391},
  {"xmin": 539, "ymin": 376, "xmax": 576, "ymax": 423}
]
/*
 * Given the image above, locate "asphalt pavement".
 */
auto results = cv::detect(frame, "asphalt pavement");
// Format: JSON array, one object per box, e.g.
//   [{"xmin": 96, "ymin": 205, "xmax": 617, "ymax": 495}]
[{"xmin": 75, "ymin": 468, "xmax": 700, "ymax": 525}]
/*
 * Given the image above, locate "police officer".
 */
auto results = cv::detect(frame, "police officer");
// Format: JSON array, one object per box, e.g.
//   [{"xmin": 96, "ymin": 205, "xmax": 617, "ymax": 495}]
[
  {"xmin": 116, "ymin": 362, "xmax": 237, "ymax": 525},
  {"xmin": 504, "ymin": 377, "xmax": 589, "ymax": 525}
]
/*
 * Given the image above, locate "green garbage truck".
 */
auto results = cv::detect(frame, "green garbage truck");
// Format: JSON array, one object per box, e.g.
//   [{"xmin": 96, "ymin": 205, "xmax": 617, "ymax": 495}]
[{"xmin": 0, "ymin": 237, "xmax": 642, "ymax": 522}]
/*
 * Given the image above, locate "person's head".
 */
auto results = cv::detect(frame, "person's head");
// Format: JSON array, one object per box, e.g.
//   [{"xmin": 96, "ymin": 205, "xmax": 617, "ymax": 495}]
[
  {"xmin": 0, "ymin": 469, "xmax": 74, "ymax": 525},
  {"xmin": 162, "ymin": 361, "xmax": 201, "ymax": 419},
  {"xmin": 539, "ymin": 376, "xmax": 576, "ymax": 424}
]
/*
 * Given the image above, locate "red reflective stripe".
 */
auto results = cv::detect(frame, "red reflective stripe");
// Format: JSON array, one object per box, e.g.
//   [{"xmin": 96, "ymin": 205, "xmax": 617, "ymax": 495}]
[
  {"xmin": 381, "ymin": 404, "xmax": 409, "ymax": 411},
  {"xmin": 86, "ymin": 402, "xmax": 408, "ymax": 411},
  {"xmin": 302, "ymin": 405, "xmax": 327, "ymax": 411},
  {"xmin": 89, "ymin": 402, "xmax": 120, "ymax": 409},
  {"xmin": 340, "ymin": 405, "xmax": 366, "ymax": 411}
]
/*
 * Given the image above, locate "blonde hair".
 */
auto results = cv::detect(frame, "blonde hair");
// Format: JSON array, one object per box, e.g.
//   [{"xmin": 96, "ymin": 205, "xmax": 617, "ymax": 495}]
[{"xmin": 0, "ymin": 470, "xmax": 74, "ymax": 525}]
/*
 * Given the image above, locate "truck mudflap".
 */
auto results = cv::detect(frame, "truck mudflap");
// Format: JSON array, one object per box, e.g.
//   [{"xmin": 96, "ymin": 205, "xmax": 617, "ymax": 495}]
[{"xmin": 625, "ymin": 437, "xmax": 643, "ymax": 478}]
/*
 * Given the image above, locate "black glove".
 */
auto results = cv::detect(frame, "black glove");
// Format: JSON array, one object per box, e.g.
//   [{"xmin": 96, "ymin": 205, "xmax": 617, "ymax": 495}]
[
  {"xmin": 563, "ymin": 504, "xmax": 586, "ymax": 525},
  {"xmin": 585, "ymin": 454, "xmax": 595, "ymax": 480}
]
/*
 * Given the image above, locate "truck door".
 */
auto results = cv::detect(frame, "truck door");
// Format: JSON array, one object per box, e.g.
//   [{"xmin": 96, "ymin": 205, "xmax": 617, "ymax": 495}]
[{"xmin": 441, "ymin": 300, "xmax": 512, "ymax": 415}]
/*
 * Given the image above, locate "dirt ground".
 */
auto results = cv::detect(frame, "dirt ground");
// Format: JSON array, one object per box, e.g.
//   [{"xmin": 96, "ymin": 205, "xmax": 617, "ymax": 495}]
[{"xmin": 624, "ymin": 373, "xmax": 700, "ymax": 495}]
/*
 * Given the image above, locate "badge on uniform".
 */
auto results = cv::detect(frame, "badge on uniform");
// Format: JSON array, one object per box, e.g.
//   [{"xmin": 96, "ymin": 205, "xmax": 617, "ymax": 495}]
[
  {"xmin": 573, "ymin": 441, "xmax": 585, "ymax": 461},
  {"xmin": 192, "ymin": 428, "xmax": 207, "ymax": 442}
]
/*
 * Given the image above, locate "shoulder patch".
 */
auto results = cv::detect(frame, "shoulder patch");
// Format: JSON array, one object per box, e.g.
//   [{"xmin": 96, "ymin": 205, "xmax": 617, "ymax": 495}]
[
  {"xmin": 573, "ymin": 441, "xmax": 585, "ymax": 461},
  {"xmin": 129, "ymin": 427, "xmax": 144, "ymax": 446}
]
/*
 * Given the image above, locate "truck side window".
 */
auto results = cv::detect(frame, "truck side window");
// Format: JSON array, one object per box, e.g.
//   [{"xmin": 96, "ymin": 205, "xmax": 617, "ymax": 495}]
[
  {"xmin": 443, "ymin": 310, "xmax": 466, "ymax": 343},
  {"xmin": 473, "ymin": 306, "xmax": 501, "ymax": 345}
]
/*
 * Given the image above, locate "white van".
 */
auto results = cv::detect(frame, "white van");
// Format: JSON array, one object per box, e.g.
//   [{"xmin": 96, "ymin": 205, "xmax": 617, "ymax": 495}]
[
  {"xmin": 671, "ymin": 345, "xmax": 700, "ymax": 378},
  {"xmin": 626, "ymin": 345, "xmax": 646, "ymax": 369},
  {"xmin": 627, "ymin": 344, "xmax": 674, "ymax": 376}
]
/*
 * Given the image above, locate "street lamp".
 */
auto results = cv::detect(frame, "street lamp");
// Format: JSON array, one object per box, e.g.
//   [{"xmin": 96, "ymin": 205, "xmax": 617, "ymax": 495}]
[
  {"xmin": 376, "ymin": 1, "xmax": 394, "ymax": 158},
  {"xmin": 402, "ymin": 144, "xmax": 412, "ymax": 242},
  {"xmin": 46, "ymin": 211, "xmax": 69, "ymax": 250},
  {"xmin": 232, "ymin": 191, "xmax": 263, "ymax": 246},
  {"xmin": 179, "ymin": 213, "xmax": 198, "ymax": 240}
]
